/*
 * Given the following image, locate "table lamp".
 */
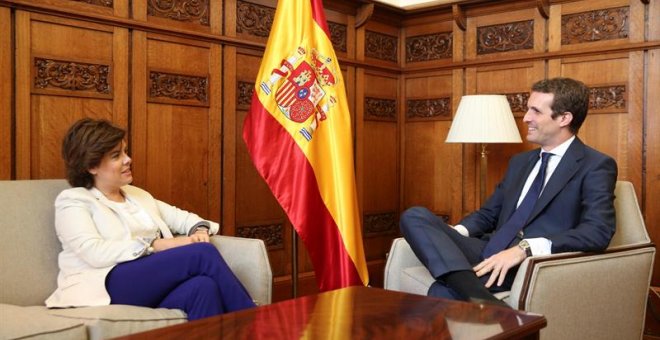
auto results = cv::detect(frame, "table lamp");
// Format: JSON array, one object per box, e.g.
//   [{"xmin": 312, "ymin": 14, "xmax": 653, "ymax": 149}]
[{"xmin": 446, "ymin": 95, "xmax": 522, "ymax": 203}]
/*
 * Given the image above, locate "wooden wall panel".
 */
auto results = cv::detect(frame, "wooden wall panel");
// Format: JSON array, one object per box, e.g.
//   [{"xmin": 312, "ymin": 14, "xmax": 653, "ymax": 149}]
[
  {"xmin": 131, "ymin": 33, "xmax": 220, "ymax": 221},
  {"xmin": 0, "ymin": 7, "xmax": 11, "ymax": 179},
  {"xmin": 15, "ymin": 12, "xmax": 128, "ymax": 180},
  {"xmin": 645, "ymin": 0, "xmax": 660, "ymax": 284},
  {"xmin": 402, "ymin": 71, "xmax": 455, "ymax": 220},
  {"xmin": 358, "ymin": 71, "xmax": 399, "ymax": 286},
  {"xmin": 465, "ymin": 6, "xmax": 544, "ymax": 61}
]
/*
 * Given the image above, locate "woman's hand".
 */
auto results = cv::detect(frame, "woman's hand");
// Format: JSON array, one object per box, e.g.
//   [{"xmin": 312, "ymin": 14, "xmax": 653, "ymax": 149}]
[
  {"xmin": 151, "ymin": 232, "xmax": 210, "ymax": 253},
  {"xmin": 190, "ymin": 229, "xmax": 210, "ymax": 243}
]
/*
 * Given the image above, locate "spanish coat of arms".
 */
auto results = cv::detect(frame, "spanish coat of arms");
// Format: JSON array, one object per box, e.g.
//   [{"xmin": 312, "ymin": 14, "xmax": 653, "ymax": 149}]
[{"xmin": 260, "ymin": 47, "xmax": 338, "ymax": 141}]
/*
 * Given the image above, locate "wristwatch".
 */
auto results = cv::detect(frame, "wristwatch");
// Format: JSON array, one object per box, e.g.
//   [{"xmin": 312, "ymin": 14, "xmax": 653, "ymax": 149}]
[{"xmin": 518, "ymin": 240, "xmax": 532, "ymax": 257}]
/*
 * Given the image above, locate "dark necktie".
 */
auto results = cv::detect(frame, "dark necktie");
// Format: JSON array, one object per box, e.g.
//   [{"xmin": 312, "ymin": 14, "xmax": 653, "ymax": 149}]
[{"xmin": 481, "ymin": 152, "xmax": 553, "ymax": 259}]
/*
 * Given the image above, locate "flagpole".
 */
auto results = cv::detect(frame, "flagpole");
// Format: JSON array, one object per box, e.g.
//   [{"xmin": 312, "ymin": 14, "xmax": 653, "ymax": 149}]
[{"xmin": 292, "ymin": 228, "xmax": 298, "ymax": 297}]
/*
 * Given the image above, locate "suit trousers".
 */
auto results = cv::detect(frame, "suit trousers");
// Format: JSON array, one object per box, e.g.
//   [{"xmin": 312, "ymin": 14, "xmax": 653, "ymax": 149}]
[
  {"xmin": 400, "ymin": 206, "xmax": 515, "ymax": 299},
  {"xmin": 106, "ymin": 242, "xmax": 255, "ymax": 320}
]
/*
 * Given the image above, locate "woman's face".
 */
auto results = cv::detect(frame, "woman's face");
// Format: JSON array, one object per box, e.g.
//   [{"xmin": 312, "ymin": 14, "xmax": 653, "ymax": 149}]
[{"xmin": 89, "ymin": 140, "xmax": 132, "ymax": 192}]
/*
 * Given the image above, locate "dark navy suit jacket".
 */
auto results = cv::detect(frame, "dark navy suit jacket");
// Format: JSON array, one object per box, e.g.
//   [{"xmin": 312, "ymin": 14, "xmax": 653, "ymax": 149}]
[{"xmin": 460, "ymin": 137, "xmax": 617, "ymax": 253}]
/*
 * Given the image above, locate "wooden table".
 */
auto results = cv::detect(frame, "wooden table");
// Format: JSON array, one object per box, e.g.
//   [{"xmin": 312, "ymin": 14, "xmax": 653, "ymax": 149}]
[{"xmin": 114, "ymin": 286, "xmax": 546, "ymax": 339}]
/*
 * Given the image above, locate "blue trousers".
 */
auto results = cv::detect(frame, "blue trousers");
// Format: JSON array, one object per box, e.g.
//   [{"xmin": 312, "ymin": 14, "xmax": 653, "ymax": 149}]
[
  {"xmin": 106, "ymin": 242, "xmax": 256, "ymax": 320},
  {"xmin": 400, "ymin": 206, "xmax": 515, "ymax": 299}
]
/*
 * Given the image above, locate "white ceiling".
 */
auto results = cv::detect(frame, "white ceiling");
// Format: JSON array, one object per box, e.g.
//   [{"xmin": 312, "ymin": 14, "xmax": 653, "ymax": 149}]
[{"xmin": 372, "ymin": 0, "xmax": 463, "ymax": 10}]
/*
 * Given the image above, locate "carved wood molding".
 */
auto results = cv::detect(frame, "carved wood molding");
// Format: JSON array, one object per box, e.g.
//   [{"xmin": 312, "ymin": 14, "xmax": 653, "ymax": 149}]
[
  {"xmin": 406, "ymin": 97, "xmax": 451, "ymax": 121},
  {"xmin": 477, "ymin": 20, "xmax": 534, "ymax": 55},
  {"xmin": 452, "ymin": 4, "xmax": 466, "ymax": 31},
  {"xmin": 33, "ymin": 57, "xmax": 111, "ymax": 98},
  {"xmin": 363, "ymin": 212, "xmax": 397, "ymax": 236},
  {"xmin": 147, "ymin": 0, "xmax": 209, "ymax": 26},
  {"xmin": 237, "ymin": 81, "xmax": 254, "ymax": 110},
  {"xmin": 236, "ymin": 222, "xmax": 284, "ymax": 250},
  {"xmin": 504, "ymin": 92, "xmax": 530, "ymax": 116},
  {"xmin": 365, "ymin": 97, "xmax": 397, "ymax": 121},
  {"xmin": 71, "ymin": 0, "xmax": 113, "ymax": 7},
  {"xmin": 328, "ymin": 21, "xmax": 347, "ymax": 53},
  {"xmin": 589, "ymin": 84, "xmax": 627, "ymax": 113},
  {"xmin": 148, "ymin": 70, "xmax": 208, "ymax": 106},
  {"xmin": 365, "ymin": 30, "xmax": 398, "ymax": 63},
  {"xmin": 406, "ymin": 32, "xmax": 453, "ymax": 63},
  {"xmin": 355, "ymin": 3, "xmax": 374, "ymax": 28},
  {"xmin": 236, "ymin": 0, "xmax": 275, "ymax": 38},
  {"xmin": 561, "ymin": 7, "xmax": 629, "ymax": 45}
]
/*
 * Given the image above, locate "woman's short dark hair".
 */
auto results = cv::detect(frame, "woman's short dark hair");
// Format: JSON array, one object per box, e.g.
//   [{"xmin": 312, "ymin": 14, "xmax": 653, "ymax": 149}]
[
  {"xmin": 62, "ymin": 118, "xmax": 126, "ymax": 188},
  {"xmin": 531, "ymin": 77, "xmax": 590, "ymax": 134}
]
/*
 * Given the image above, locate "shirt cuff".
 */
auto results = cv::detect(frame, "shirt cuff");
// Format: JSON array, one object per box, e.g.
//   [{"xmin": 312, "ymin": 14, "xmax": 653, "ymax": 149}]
[
  {"xmin": 453, "ymin": 224, "xmax": 469, "ymax": 237},
  {"xmin": 525, "ymin": 237, "xmax": 552, "ymax": 256}
]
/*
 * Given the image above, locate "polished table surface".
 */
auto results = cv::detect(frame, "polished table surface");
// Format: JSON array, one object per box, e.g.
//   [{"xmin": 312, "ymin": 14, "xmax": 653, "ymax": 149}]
[{"xmin": 114, "ymin": 286, "xmax": 546, "ymax": 339}]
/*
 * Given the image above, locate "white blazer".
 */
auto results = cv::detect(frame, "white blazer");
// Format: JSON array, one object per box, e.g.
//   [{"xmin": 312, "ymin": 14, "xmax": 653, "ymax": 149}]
[{"xmin": 45, "ymin": 185, "xmax": 219, "ymax": 308}]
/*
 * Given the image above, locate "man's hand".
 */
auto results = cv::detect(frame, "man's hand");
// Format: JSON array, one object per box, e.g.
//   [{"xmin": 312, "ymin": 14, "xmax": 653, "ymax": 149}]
[{"xmin": 473, "ymin": 246, "xmax": 527, "ymax": 288}]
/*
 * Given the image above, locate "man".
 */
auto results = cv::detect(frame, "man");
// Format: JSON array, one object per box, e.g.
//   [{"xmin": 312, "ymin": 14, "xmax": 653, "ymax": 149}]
[{"xmin": 400, "ymin": 77, "xmax": 617, "ymax": 307}]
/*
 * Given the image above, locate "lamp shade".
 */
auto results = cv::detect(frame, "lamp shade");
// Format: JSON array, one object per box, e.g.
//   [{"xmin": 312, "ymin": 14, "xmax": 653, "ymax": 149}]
[{"xmin": 446, "ymin": 95, "xmax": 522, "ymax": 143}]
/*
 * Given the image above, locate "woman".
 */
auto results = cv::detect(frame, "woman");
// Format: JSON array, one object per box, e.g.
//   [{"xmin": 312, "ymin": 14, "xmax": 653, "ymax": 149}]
[{"xmin": 45, "ymin": 118, "xmax": 255, "ymax": 320}]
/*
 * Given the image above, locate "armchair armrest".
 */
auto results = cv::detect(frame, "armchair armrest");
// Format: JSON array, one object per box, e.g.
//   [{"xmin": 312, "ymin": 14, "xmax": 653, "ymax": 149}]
[
  {"xmin": 508, "ymin": 243, "xmax": 655, "ymax": 339},
  {"xmin": 384, "ymin": 238, "xmax": 423, "ymax": 291},
  {"xmin": 210, "ymin": 235, "xmax": 273, "ymax": 306}
]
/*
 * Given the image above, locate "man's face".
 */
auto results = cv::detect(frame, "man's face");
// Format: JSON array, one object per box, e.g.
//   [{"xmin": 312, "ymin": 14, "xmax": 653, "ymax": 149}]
[{"xmin": 523, "ymin": 91, "xmax": 571, "ymax": 150}]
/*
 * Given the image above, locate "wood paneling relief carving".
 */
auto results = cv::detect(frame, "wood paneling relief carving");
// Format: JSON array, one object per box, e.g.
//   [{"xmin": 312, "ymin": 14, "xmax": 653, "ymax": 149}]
[
  {"xmin": 363, "ymin": 212, "xmax": 397, "ymax": 236},
  {"xmin": 237, "ymin": 0, "xmax": 274, "ymax": 38},
  {"xmin": 561, "ymin": 7, "xmax": 629, "ymax": 45},
  {"xmin": 237, "ymin": 81, "xmax": 254, "ymax": 110},
  {"xmin": 148, "ymin": 71, "xmax": 208, "ymax": 105},
  {"xmin": 147, "ymin": 0, "xmax": 209, "ymax": 26},
  {"xmin": 236, "ymin": 223, "xmax": 284, "ymax": 249},
  {"xmin": 71, "ymin": 0, "xmax": 113, "ymax": 7},
  {"xmin": 365, "ymin": 97, "xmax": 397, "ymax": 121},
  {"xmin": 505, "ymin": 92, "xmax": 530, "ymax": 115},
  {"xmin": 477, "ymin": 20, "xmax": 534, "ymax": 55},
  {"xmin": 365, "ymin": 30, "xmax": 398, "ymax": 62},
  {"xmin": 328, "ymin": 22, "xmax": 347, "ymax": 53},
  {"xmin": 406, "ymin": 32, "xmax": 452, "ymax": 62},
  {"xmin": 34, "ymin": 57, "xmax": 111, "ymax": 95},
  {"xmin": 406, "ymin": 98, "xmax": 451, "ymax": 120},
  {"xmin": 589, "ymin": 85, "xmax": 626, "ymax": 112}
]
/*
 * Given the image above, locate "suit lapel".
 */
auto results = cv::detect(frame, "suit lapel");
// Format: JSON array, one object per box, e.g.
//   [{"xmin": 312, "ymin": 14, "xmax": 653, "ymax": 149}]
[
  {"xmin": 528, "ymin": 138, "xmax": 585, "ymax": 221},
  {"xmin": 500, "ymin": 151, "xmax": 540, "ymax": 222}
]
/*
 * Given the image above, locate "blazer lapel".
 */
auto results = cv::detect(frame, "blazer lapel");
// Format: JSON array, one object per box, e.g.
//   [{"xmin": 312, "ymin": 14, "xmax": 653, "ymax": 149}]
[{"xmin": 528, "ymin": 138, "xmax": 585, "ymax": 221}]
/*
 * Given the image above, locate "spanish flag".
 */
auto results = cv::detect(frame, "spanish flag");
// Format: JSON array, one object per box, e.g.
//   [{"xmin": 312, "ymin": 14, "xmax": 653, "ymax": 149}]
[{"xmin": 243, "ymin": 0, "xmax": 369, "ymax": 291}]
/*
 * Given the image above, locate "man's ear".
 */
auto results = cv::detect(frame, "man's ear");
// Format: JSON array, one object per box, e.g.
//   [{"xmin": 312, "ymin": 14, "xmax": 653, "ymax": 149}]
[
  {"xmin": 559, "ymin": 111, "xmax": 573, "ymax": 127},
  {"xmin": 88, "ymin": 167, "xmax": 98, "ymax": 176}
]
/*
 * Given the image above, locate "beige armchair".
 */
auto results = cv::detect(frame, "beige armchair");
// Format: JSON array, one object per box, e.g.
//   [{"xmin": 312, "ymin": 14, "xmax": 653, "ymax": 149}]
[
  {"xmin": 384, "ymin": 181, "xmax": 655, "ymax": 339},
  {"xmin": 0, "ymin": 179, "xmax": 272, "ymax": 340}
]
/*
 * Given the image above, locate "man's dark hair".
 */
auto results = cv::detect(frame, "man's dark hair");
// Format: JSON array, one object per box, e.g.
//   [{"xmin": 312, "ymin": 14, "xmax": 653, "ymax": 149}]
[
  {"xmin": 62, "ymin": 118, "xmax": 125, "ymax": 188},
  {"xmin": 531, "ymin": 77, "xmax": 590, "ymax": 134}
]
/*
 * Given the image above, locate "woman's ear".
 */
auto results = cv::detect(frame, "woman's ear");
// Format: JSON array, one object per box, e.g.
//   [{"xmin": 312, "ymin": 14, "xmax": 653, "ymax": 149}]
[{"xmin": 88, "ymin": 167, "xmax": 98, "ymax": 176}]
